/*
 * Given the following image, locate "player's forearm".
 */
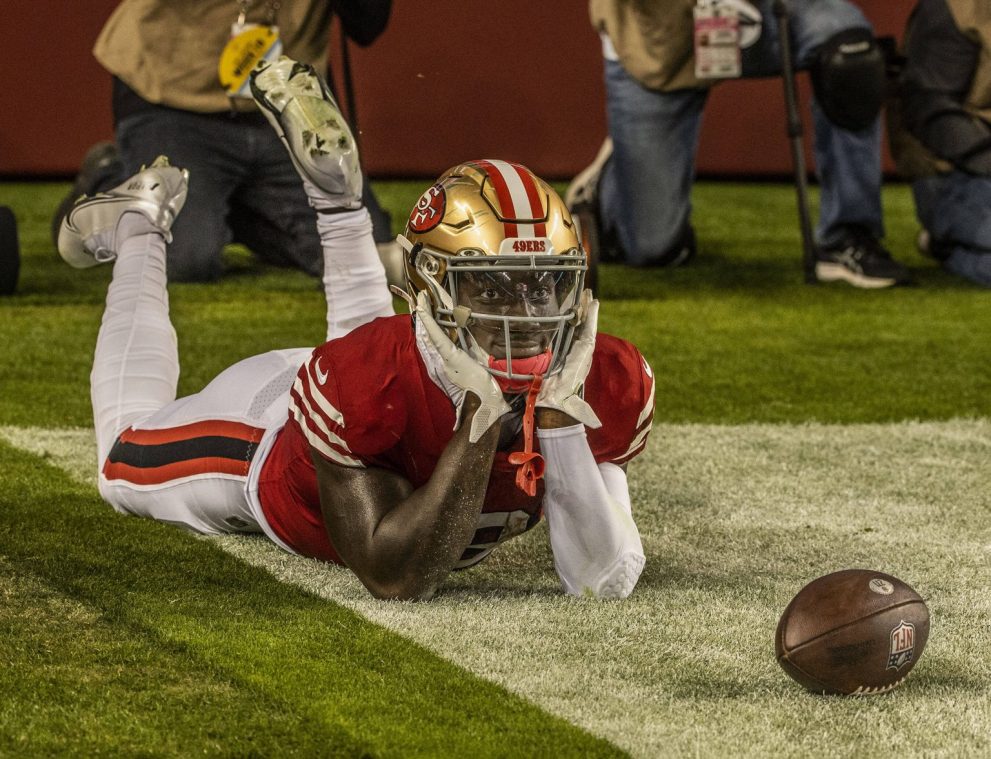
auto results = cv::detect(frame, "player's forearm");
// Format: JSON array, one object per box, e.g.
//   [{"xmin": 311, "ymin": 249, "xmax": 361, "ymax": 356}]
[
  {"xmin": 537, "ymin": 424, "xmax": 645, "ymax": 599},
  {"xmin": 365, "ymin": 396, "xmax": 499, "ymax": 599}
]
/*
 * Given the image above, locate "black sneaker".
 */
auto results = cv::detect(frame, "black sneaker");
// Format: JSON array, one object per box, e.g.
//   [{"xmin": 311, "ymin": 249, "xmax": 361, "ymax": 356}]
[
  {"xmin": 816, "ymin": 230, "xmax": 912, "ymax": 288},
  {"xmin": 50, "ymin": 142, "xmax": 126, "ymax": 250}
]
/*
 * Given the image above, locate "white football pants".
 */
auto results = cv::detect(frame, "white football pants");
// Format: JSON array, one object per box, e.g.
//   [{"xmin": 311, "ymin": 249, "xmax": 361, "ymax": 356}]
[{"xmin": 93, "ymin": 208, "xmax": 392, "ymax": 533}]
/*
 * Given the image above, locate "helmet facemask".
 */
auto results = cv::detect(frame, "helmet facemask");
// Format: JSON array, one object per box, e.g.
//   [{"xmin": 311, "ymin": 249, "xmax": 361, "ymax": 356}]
[
  {"xmin": 399, "ymin": 159, "xmax": 590, "ymax": 394},
  {"xmin": 401, "ymin": 236, "xmax": 586, "ymax": 392}
]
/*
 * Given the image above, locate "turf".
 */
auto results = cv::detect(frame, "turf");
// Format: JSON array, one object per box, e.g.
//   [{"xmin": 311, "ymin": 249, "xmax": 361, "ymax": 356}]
[
  {"xmin": 0, "ymin": 436, "xmax": 619, "ymax": 758},
  {"xmin": 4, "ymin": 421, "xmax": 989, "ymax": 757},
  {"xmin": 0, "ymin": 179, "xmax": 989, "ymax": 756},
  {"xmin": 2, "ymin": 182, "xmax": 989, "ymax": 427}
]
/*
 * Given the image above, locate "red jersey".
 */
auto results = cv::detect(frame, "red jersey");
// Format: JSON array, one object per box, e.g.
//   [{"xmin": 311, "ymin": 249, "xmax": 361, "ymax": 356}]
[{"xmin": 257, "ymin": 315, "xmax": 653, "ymax": 569}]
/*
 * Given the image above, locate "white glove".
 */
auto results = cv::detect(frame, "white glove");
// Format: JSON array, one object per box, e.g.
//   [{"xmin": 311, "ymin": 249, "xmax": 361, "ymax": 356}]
[
  {"xmin": 415, "ymin": 292, "xmax": 511, "ymax": 443},
  {"xmin": 536, "ymin": 289, "xmax": 602, "ymax": 429}
]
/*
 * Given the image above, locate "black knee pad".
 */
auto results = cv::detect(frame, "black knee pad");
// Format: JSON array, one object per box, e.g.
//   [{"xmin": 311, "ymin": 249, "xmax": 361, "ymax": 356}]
[{"xmin": 810, "ymin": 28, "xmax": 885, "ymax": 132}]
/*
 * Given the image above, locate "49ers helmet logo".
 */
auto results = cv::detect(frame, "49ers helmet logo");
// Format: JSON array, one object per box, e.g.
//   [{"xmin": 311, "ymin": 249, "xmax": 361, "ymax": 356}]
[{"xmin": 408, "ymin": 184, "xmax": 446, "ymax": 233}]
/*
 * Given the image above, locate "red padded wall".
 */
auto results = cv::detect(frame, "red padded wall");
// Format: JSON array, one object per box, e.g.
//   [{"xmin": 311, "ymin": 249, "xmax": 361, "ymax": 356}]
[{"xmin": 0, "ymin": 1, "xmax": 912, "ymax": 178}]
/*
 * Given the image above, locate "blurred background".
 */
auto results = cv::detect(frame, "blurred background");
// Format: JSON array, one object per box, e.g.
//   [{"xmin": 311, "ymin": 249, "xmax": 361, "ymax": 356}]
[{"xmin": 2, "ymin": 1, "xmax": 910, "ymax": 180}]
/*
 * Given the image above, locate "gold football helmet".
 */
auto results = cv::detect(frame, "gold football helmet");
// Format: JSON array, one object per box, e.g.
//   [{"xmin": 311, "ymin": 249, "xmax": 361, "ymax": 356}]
[{"xmin": 398, "ymin": 160, "xmax": 587, "ymax": 389}]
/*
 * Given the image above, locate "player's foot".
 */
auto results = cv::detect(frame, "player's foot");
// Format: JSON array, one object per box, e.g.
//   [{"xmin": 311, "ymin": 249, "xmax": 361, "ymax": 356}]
[
  {"xmin": 816, "ymin": 229, "xmax": 912, "ymax": 288},
  {"xmin": 57, "ymin": 156, "xmax": 189, "ymax": 268},
  {"xmin": 250, "ymin": 56, "xmax": 362, "ymax": 210}
]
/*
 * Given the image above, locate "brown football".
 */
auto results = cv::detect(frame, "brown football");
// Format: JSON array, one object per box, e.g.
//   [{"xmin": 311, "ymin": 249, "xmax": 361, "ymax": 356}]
[{"xmin": 775, "ymin": 569, "xmax": 930, "ymax": 695}]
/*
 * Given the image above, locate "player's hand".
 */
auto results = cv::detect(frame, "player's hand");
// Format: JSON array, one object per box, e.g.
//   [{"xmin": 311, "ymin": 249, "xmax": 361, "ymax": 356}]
[
  {"xmin": 536, "ymin": 289, "xmax": 602, "ymax": 429},
  {"xmin": 415, "ymin": 292, "xmax": 511, "ymax": 443}
]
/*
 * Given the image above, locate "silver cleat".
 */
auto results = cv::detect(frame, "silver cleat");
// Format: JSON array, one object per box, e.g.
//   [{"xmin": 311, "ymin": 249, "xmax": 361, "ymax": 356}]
[
  {"xmin": 57, "ymin": 156, "xmax": 188, "ymax": 268},
  {"xmin": 250, "ymin": 56, "xmax": 363, "ymax": 209}
]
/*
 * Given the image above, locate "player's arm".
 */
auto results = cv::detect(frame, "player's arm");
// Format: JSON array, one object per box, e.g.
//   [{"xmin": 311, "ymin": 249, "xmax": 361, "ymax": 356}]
[
  {"xmin": 536, "ymin": 413, "xmax": 645, "ymax": 600},
  {"xmin": 308, "ymin": 294, "xmax": 511, "ymax": 601},
  {"xmin": 310, "ymin": 392, "xmax": 500, "ymax": 601},
  {"xmin": 534, "ymin": 294, "xmax": 646, "ymax": 599}
]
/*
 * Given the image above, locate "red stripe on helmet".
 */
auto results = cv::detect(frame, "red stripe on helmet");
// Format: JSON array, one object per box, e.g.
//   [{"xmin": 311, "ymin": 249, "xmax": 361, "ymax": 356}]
[
  {"xmin": 512, "ymin": 163, "xmax": 547, "ymax": 238},
  {"xmin": 474, "ymin": 159, "xmax": 518, "ymax": 238}
]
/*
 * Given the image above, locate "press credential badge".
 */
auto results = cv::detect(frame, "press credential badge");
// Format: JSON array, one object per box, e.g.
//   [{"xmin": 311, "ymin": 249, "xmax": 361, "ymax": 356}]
[
  {"xmin": 218, "ymin": 1, "xmax": 284, "ymax": 99},
  {"xmin": 694, "ymin": 1, "xmax": 742, "ymax": 79}
]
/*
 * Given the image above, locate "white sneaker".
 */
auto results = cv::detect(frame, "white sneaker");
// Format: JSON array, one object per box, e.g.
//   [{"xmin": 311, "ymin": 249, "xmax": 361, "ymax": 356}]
[
  {"xmin": 57, "ymin": 156, "xmax": 188, "ymax": 268},
  {"xmin": 250, "ymin": 56, "xmax": 362, "ymax": 210},
  {"xmin": 564, "ymin": 137, "xmax": 613, "ymax": 210}
]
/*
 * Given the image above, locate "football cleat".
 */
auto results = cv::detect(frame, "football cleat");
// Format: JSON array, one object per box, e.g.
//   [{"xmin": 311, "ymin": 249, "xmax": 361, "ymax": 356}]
[
  {"xmin": 57, "ymin": 156, "xmax": 188, "ymax": 268},
  {"xmin": 249, "ymin": 56, "xmax": 362, "ymax": 210}
]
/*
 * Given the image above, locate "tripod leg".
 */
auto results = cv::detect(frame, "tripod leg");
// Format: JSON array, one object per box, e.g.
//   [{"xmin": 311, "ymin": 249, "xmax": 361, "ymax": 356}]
[{"xmin": 773, "ymin": 0, "xmax": 818, "ymax": 284}]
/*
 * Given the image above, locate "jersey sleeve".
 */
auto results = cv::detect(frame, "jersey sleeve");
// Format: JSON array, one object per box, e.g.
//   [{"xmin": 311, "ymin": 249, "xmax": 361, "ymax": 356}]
[
  {"xmin": 287, "ymin": 341, "xmax": 406, "ymax": 468},
  {"xmin": 583, "ymin": 335, "xmax": 655, "ymax": 467}
]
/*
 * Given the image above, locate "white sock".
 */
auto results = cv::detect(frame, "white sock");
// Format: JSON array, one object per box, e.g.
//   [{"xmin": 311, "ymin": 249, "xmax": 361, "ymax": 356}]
[
  {"xmin": 301, "ymin": 176, "xmax": 361, "ymax": 213},
  {"xmin": 317, "ymin": 208, "xmax": 394, "ymax": 340},
  {"xmin": 91, "ymin": 212, "xmax": 179, "ymax": 463}
]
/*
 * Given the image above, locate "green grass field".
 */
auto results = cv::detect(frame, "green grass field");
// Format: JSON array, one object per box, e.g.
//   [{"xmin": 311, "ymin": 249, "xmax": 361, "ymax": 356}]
[{"xmin": 0, "ymin": 180, "xmax": 989, "ymax": 757}]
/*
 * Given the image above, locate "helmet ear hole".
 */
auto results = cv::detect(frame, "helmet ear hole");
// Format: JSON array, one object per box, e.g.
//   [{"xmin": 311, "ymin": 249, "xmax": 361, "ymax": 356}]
[{"xmin": 419, "ymin": 252, "xmax": 441, "ymax": 276}]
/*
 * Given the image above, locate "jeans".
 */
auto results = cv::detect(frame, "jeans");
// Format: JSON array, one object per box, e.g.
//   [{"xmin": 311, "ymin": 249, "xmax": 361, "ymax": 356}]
[
  {"xmin": 913, "ymin": 173, "xmax": 991, "ymax": 287},
  {"xmin": 116, "ymin": 109, "xmax": 393, "ymax": 282},
  {"xmin": 116, "ymin": 110, "xmax": 323, "ymax": 281},
  {"xmin": 599, "ymin": 0, "xmax": 883, "ymax": 265}
]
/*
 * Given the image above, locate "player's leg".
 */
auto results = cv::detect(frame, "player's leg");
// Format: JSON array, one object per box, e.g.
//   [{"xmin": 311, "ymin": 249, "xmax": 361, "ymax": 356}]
[
  {"xmin": 58, "ymin": 159, "xmax": 312, "ymax": 533},
  {"xmin": 98, "ymin": 346, "xmax": 311, "ymax": 534},
  {"xmin": 250, "ymin": 57, "xmax": 393, "ymax": 340},
  {"xmin": 58, "ymin": 157, "xmax": 188, "ymax": 462},
  {"xmin": 599, "ymin": 58, "xmax": 703, "ymax": 267}
]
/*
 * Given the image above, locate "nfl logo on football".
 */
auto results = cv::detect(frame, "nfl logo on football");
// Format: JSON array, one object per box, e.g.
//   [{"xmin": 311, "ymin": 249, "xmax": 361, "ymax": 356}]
[{"xmin": 887, "ymin": 620, "xmax": 915, "ymax": 670}]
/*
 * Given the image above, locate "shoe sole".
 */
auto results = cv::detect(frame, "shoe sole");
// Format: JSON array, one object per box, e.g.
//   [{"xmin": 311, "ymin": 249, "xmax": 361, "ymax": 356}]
[
  {"xmin": 251, "ymin": 62, "xmax": 360, "ymax": 202},
  {"xmin": 815, "ymin": 262, "xmax": 897, "ymax": 289}
]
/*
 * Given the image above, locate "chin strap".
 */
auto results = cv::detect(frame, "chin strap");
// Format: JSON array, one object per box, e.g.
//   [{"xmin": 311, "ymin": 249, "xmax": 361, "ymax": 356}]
[{"xmin": 507, "ymin": 373, "xmax": 545, "ymax": 496}]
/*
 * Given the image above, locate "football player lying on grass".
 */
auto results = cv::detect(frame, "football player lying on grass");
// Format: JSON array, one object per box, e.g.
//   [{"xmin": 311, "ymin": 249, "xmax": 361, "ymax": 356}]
[{"xmin": 57, "ymin": 56, "xmax": 653, "ymax": 600}]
